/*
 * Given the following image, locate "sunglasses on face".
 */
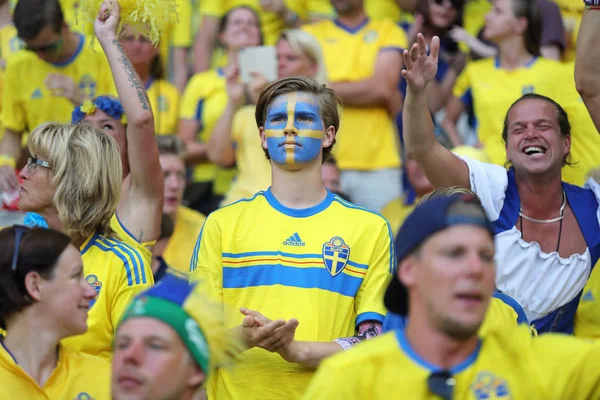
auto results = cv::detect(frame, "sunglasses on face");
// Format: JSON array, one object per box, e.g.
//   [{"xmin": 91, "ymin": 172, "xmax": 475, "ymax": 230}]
[
  {"xmin": 25, "ymin": 37, "xmax": 63, "ymax": 54},
  {"xmin": 427, "ymin": 370, "xmax": 456, "ymax": 400},
  {"xmin": 11, "ymin": 225, "xmax": 31, "ymax": 273},
  {"xmin": 433, "ymin": 0, "xmax": 464, "ymax": 8},
  {"xmin": 26, "ymin": 157, "xmax": 50, "ymax": 172}
]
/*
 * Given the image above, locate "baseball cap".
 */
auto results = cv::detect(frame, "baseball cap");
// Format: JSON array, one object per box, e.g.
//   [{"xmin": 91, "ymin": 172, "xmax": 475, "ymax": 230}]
[{"xmin": 384, "ymin": 194, "xmax": 494, "ymax": 316}]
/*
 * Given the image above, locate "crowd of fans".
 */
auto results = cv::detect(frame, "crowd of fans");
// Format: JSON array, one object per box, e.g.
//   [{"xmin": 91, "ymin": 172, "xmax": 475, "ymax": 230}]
[{"xmin": 0, "ymin": 0, "xmax": 600, "ymax": 398}]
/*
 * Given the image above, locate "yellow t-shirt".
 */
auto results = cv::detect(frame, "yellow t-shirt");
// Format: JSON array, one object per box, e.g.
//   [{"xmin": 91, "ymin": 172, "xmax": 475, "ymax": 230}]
[
  {"xmin": 550, "ymin": 62, "xmax": 600, "ymax": 186},
  {"xmin": 574, "ymin": 260, "xmax": 600, "ymax": 339},
  {"xmin": 453, "ymin": 57, "xmax": 561, "ymax": 166},
  {"xmin": 365, "ymin": 0, "xmax": 412, "ymax": 23},
  {"xmin": 147, "ymin": 78, "xmax": 180, "ymax": 135},
  {"xmin": 303, "ymin": 18, "xmax": 407, "ymax": 170},
  {"xmin": 222, "ymin": 105, "xmax": 271, "ymax": 206},
  {"xmin": 179, "ymin": 68, "xmax": 236, "ymax": 192},
  {"xmin": 0, "ymin": 24, "xmax": 22, "ymax": 63},
  {"xmin": 380, "ymin": 197, "xmax": 416, "ymax": 238},
  {"xmin": 302, "ymin": 326, "xmax": 600, "ymax": 399},
  {"xmin": 191, "ymin": 190, "xmax": 395, "ymax": 399},
  {"xmin": 163, "ymin": 206, "xmax": 206, "ymax": 273},
  {"xmin": 0, "ymin": 343, "xmax": 111, "ymax": 400},
  {"xmin": 2, "ymin": 34, "xmax": 115, "ymax": 134},
  {"xmin": 61, "ymin": 231, "xmax": 154, "ymax": 361}
]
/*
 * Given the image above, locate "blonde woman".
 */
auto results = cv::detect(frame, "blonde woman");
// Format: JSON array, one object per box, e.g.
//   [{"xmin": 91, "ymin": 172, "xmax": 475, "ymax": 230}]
[
  {"xmin": 209, "ymin": 29, "xmax": 327, "ymax": 206},
  {"xmin": 17, "ymin": 122, "xmax": 153, "ymax": 360}
]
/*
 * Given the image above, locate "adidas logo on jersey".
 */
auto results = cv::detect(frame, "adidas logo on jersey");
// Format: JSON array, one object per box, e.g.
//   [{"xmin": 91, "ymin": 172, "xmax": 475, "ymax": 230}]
[
  {"xmin": 31, "ymin": 88, "xmax": 43, "ymax": 99},
  {"xmin": 582, "ymin": 290, "xmax": 595, "ymax": 302},
  {"xmin": 283, "ymin": 233, "xmax": 305, "ymax": 246}
]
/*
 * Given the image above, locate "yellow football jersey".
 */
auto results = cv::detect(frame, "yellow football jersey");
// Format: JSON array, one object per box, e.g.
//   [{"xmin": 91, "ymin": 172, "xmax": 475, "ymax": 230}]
[
  {"xmin": 110, "ymin": 212, "xmax": 157, "ymax": 254},
  {"xmin": 0, "ymin": 24, "xmax": 22, "ymax": 63},
  {"xmin": 453, "ymin": 57, "xmax": 562, "ymax": 166},
  {"xmin": 303, "ymin": 19, "xmax": 407, "ymax": 170},
  {"xmin": 380, "ymin": 197, "xmax": 416, "ymax": 238},
  {"xmin": 163, "ymin": 206, "xmax": 206, "ymax": 273},
  {"xmin": 574, "ymin": 260, "xmax": 600, "ymax": 339},
  {"xmin": 147, "ymin": 78, "xmax": 180, "ymax": 135},
  {"xmin": 365, "ymin": 0, "xmax": 412, "ymax": 23},
  {"xmin": 550, "ymin": 62, "xmax": 600, "ymax": 186},
  {"xmin": 2, "ymin": 34, "xmax": 115, "ymax": 134},
  {"xmin": 191, "ymin": 190, "xmax": 395, "ymax": 399},
  {"xmin": 0, "ymin": 343, "xmax": 111, "ymax": 400},
  {"xmin": 221, "ymin": 105, "xmax": 271, "ymax": 206},
  {"xmin": 61, "ymin": 231, "xmax": 154, "ymax": 361},
  {"xmin": 179, "ymin": 68, "xmax": 235, "ymax": 193},
  {"xmin": 302, "ymin": 326, "xmax": 600, "ymax": 399}
]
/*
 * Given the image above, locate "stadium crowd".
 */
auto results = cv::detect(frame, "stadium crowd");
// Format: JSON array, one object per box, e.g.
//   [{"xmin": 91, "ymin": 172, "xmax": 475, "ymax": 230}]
[{"xmin": 0, "ymin": 0, "xmax": 600, "ymax": 398}]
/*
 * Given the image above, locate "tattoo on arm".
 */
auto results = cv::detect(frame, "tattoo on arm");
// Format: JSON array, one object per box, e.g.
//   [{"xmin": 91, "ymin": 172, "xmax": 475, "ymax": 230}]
[
  {"xmin": 333, "ymin": 321, "xmax": 383, "ymax": 350},
  {"xmin": 112, "ymin": 39, "xmax": 151, "ymax": 111}
]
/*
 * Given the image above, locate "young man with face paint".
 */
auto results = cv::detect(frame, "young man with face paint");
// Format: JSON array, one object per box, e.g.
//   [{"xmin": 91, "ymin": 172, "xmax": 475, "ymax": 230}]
[{"xmin": 190, "ymin": 76, "xmax": 395, "ymax": 400}]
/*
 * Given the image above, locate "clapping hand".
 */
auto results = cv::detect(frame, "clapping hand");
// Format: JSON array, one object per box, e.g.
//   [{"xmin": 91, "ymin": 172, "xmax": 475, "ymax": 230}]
[{"xmin": 240, "ymin": 307, "xmax": 299, "ymax": 352}]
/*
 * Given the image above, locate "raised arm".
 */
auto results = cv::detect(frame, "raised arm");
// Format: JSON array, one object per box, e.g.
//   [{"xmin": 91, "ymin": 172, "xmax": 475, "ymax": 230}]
[
  {"xmin": 193, "ymin": 14, "xmax": 220, "ymax": 73},
  {"xmin": 575, "ymin": 8, "xmax": 600, "ymax": 133},
  {"xmin": 402, "ymin": 34, "xmax": 469, "ymax": 189},
  {"xmin": 95, "ymin": 0, "xmax": 163, "ymax": 242}
]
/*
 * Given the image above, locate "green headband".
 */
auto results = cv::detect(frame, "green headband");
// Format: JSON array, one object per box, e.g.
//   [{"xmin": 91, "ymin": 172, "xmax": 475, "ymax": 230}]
[{"xmin": 120, "ymin": 296, "xmax": 210, "ymax": 372}]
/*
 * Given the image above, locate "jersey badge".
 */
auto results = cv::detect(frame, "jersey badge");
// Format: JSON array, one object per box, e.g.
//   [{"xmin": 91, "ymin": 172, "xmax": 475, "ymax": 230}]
[
  {"xmin": 74, "ymin": 392, "xmax": 95, "ymax": 400},
  {"xmin": 363, "ymin": 30, "xmax": 378, "ymax": 43},
  {"xmin": 521, "ymin": 85, "xmax": 534, "ymax": 95},
  {"xmin": 86, "ymin": 274, "xmax": 102, "ymax": 310},
  {"xmin": 79, "ymin": 74, "xmax": 98, "ymax": 100},
  {"xmin": 322, "ymin": 237, "xmax": 350, "ymax": 277},
  {"xmin": 31, "ymin": 88, "xmax": 43, "ymax": 100},
  {"xmin": 582, "ymin": 290, "xmax": 595, "ymax": 302},
  {"xmin": 157, "ymin": 95, "xmax": 168, "ymax": 112},
  {"xmin": 471, "ymin": 371, "xmax": 512, "ymax": 399}
]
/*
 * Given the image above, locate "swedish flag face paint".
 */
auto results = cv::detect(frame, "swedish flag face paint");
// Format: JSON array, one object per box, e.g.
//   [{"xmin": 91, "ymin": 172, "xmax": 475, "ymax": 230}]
[{"xmin": 264, "ymin": 93, "xmax": 325, "ymax": 165}]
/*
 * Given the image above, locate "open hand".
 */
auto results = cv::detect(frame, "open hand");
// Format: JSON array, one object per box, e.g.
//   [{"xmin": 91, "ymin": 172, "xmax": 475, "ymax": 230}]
[
  {"xmin": 95, "ymin": 0, "xmax": 121, "ymax": 39},
  {"xmin": 402, "ymin": 33, "xmax": 440, "ymax": 94},
  {"xmin": 240, "ymin": 307, "xmax": 300, "ymax": 352}
]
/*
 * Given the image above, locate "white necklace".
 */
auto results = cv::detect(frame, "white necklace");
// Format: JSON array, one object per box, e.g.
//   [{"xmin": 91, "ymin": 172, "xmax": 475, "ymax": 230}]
[{"xmin": 519, "ymin": 189, "xmax": 566, "ymax": 224}]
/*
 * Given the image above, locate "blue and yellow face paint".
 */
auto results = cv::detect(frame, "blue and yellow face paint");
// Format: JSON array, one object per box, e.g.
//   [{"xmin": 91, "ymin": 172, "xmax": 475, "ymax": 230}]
[{"xmin": 264, "ymin": 93, "xmax": 325, "ymax": 165}]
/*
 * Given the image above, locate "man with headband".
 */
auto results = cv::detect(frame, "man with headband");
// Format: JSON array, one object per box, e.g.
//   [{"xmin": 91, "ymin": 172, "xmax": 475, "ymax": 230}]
[
  {"xmin": 190, "ymin": 76, "xmax": 395, "ymax": 399},
  {"xmin": 112, "ymin": 274, "xmax": 241, "ymax": 400},
  {"xmin": 303, "ymin": 195, "xmax": 600, "ymax": 399}
]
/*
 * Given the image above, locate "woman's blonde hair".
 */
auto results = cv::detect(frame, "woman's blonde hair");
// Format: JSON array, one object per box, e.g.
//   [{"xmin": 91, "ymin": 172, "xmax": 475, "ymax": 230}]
[
  {"xmin": 279, "ymin": 29, "xmax": 328, "ymax": 85},
  {"xmin": 28, "ymin": 122, "xmax": 122, "ymax": 240},
  {"xmin": 419, "ymin": 186, "xmax": 480, "ymax": 205}
]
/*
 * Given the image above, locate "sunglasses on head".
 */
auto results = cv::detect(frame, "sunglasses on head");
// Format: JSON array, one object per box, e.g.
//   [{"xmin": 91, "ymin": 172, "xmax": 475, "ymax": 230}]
[
  {"xmin": 433, "ymin": 0, "xmax": 464, "ymax": 8},
  {"xmin": 427, "ymin": 370, "xmax": 455, "ymax": 400},
  {"xmin": 25, "ymin": 37, "xmax": 63, "ymax": 54},
  {"xmin": 11, "ymin": 225, "xmax": 31, "ymax": 273}
]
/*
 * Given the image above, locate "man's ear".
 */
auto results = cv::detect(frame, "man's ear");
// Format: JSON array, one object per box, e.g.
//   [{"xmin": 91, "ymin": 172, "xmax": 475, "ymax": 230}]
[
  {"xmin": 258, "ymin": 126, "xmax": 268, "ymax": 151},
  {"xmin": 323, "ymin": 125, "xmax": 335, "ymax": 149},
  {"xmin": 398, "ymin": 256, "xmax": 417, "ymax": 290}
]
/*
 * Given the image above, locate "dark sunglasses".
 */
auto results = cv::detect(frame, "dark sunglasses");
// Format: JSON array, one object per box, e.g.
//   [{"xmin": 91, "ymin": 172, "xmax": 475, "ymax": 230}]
[
  {"xmin": 25, "ymin": 37, "xmax": 63, "ymax": 54},
  {"xmin": 11, "ymin": 225, "xmax": 31, "ymax": 273},
  {"xmin": 433, "ymin": 0, "xmax": 464, "ymax": 8},
  {"xmin": 427, "ymin": 370, "xmax": 455, "ymax": 400}
]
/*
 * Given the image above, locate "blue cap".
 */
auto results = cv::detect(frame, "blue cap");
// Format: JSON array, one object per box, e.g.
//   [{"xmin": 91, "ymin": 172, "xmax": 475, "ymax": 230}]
[{"xmin": 384, "ymin": 194, "xmax": 494, "ymax": 316}]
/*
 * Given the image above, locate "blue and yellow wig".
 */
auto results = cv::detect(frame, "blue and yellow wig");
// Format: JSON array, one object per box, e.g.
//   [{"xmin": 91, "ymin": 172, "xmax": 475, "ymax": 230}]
[{"xmin": 72, "ymin": 96, "xmax": 128, "ymax": 125}]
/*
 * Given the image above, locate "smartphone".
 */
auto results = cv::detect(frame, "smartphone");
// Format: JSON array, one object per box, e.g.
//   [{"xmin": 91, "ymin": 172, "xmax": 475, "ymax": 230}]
[{"xmin": 238, "ymin": 46, "xmax": 277, "ymax": 84}]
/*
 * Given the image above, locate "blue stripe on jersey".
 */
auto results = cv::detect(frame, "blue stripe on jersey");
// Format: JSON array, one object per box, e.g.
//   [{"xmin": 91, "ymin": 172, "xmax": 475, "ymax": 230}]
[
  {"xmin": 195, "ymin": 99, "xmax": 205, "ymax": 122},
  {"xmin": 222, "ymin": 251, "xmax": 369, "ymax": 270},
  {"xmin": 222, "ymin": 264, "xmax": 363, "ymax": 297},
  {"xmin": 190, "ymin": 223, "xmax": 205, "ymax": 272},
  {"xmin": 80, "ymin": 232, "xmax": 100, "ymax": 256},
  {"xmin": 333, "ymin": 197, "xmax": 397, "ymax": 274},
  {"xmin": 102, "ymin": 237, "xmax": 146, "ymax": 284},
  {"xmin": 91, "ymin": 242, "xmax": 134, "ymax": 286},
  {"xmin": 492, "ymin": 291, "xmax": 528, "ymax": 325},
  {"xmin": 114, "ymin": 213, "xmax": 142, "ymax": 244},
  {"xmin": 356, "ymin": 311, "xmax": 385, "ymax": 325}
]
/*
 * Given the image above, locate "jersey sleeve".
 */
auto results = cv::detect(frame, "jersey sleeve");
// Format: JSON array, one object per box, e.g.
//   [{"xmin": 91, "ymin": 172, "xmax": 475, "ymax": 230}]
[
  {"xmin": 453, "ymin": 66, "xmax": 473, "ymax": 109},
  {"xmin": 232, "ymin": 106, "xmax": 251, "ymax": 143},
  {"xmin": 2, "ymin": 57, "xmax": 25, "ymax": 132},
  {"xmin": 170, "ymin": 0, "xmax": 193, "ymax": 48},
  {"xmin": 179, "ymin": 75, "xmax": 204, "ymax": 121},
  {"xmin": 189, "ymin": 215, "xmax": 223, "ymax": 302},
  {"xmin": 198, "ymin": 0, "xmax": 224, "ymax": 17},
  {"xmin": 108, "ymin": 244, "xmax": 154, "ymax": 330},
  {"xmin": 456, "ymin": 155, "xmax": 509, "ymax": 222},
  {"xmin": 533, "ymin": 335, "xmax": 600, "ymax": 398},
  {"xmin": 301, "ymin": 355, "xmax": 361, "ymax": 400},
  {"xmin": 380, "ymin": 22, "xmax": 408, "ymax": 51},
  {"xmin": 354, "ymin": 220, "xmax": 395, "ymax": 325}
]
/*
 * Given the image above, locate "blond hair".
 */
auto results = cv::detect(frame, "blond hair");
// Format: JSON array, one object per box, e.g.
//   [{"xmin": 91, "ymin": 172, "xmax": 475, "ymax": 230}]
[
  {"xmin": 419, "ymin": 186, "xmax": 480, "ymax": 205},
  {"xmin": 279, "ymin": 29, "xmax": 328, "ymax": 85},
  {"xmin": 156, "ymin": 135, "xmax": 186, "ymax": 158},
  {"xmin": 28, "ymin": 122, "xmax": 122, "ymax": 240}
]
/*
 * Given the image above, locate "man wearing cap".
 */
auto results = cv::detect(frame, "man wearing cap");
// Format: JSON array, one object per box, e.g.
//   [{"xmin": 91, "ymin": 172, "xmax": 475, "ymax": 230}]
[
  {"xmin": 111, "ymin": 275, "xmax": 242, "ymax": 400},
  {"xmin": 303, "ymin": 195, "xmax": 600, "ymax": 399}
]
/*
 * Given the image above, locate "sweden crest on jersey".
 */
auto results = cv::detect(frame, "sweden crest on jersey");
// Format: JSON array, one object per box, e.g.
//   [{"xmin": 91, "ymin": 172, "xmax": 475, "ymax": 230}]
[
  {"xmin": 471, "ymin": 372, "xmax": 512, "ymax": 399},
  {"xmin": 322, "ymin": 237, "xmax": 350, "ymax": 277},
  {"xmin": 74, "ymin": 393, "xmax": 95, "ymax": 400},
  {"xmin": 86, "ymin": 274, "xmax": 102, "ymax": 310}
]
